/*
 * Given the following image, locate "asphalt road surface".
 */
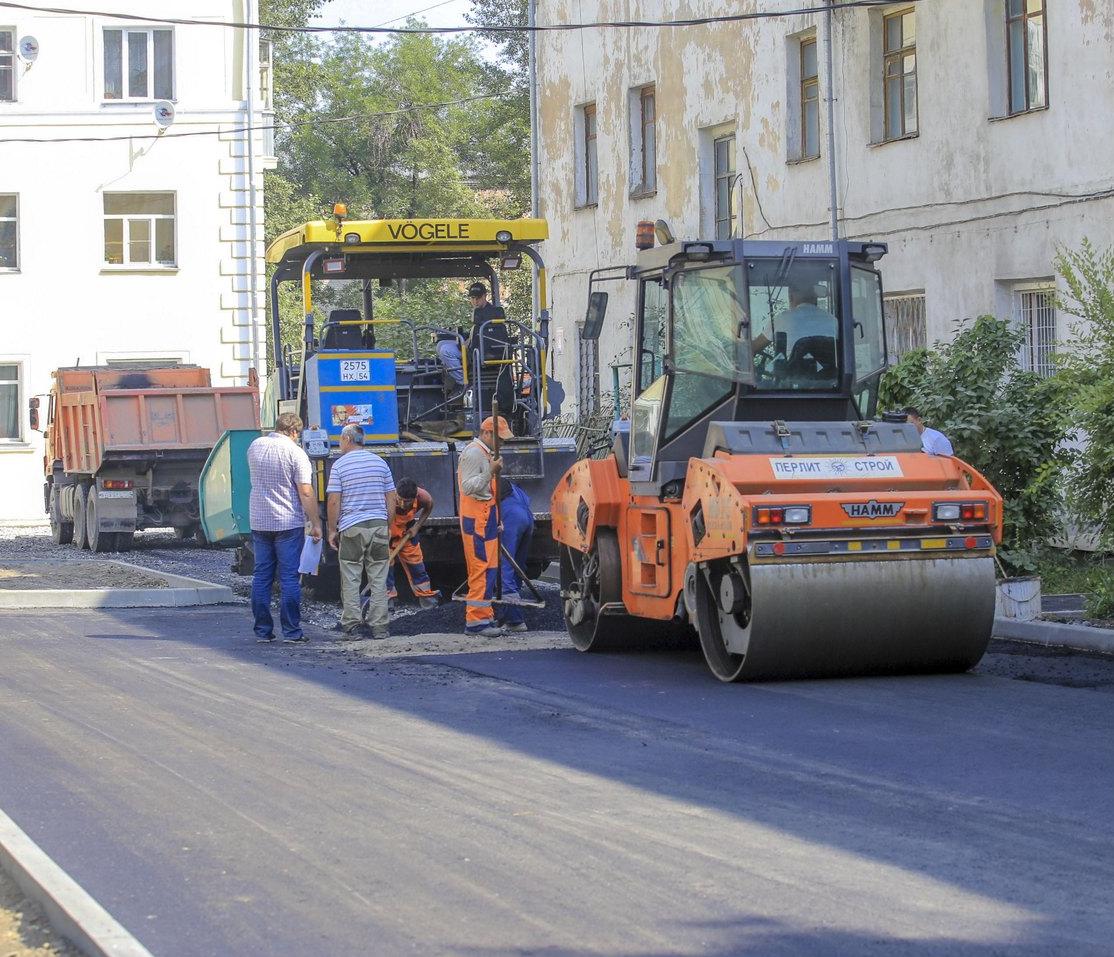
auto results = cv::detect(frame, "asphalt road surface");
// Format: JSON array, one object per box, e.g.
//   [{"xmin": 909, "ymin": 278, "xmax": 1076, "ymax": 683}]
[{"xmin": 1, "ymin": 608, "xmax": 1112, "ymax": 956}]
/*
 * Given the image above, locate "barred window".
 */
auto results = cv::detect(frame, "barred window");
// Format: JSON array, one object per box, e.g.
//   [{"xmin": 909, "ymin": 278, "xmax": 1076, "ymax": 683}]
[
  {"xmin": 1016, "ymin": 286, "xmax": 1056, "ymax": 377},
  {"xmin": 883, "ymin": 293, "xmax": 926, "ymax": 362},
  {"xmin": 577, "ymin": 326, "xmax": 600, "ymax": 416}
]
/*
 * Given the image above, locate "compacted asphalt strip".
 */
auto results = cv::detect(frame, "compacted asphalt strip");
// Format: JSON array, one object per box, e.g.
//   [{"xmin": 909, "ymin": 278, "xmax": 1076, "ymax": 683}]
[{"xmin": 0, "ymin": 606, "xmax": 1113, "ymax": 956}]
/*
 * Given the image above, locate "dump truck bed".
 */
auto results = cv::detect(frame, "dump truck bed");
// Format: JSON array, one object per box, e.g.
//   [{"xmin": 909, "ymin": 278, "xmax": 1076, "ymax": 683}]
[{"xmin": 51, "ymin": 366, "xmax": 260, "ymax": 476}]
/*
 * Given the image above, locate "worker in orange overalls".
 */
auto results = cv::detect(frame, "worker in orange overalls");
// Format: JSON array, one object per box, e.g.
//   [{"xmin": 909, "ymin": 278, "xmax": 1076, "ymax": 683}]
[
  {"xmin": 386, "ymin": 477, "xmax": 441, "ymax": 610},
  {"xmin": 457, "ymin": 415, "xmax": 512, "ymax": 637}
]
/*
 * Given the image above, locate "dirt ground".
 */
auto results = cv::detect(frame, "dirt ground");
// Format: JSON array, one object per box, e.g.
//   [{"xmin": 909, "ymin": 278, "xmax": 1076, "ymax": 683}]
[
  {"xmin": 0, "ymin": 561, "xmax": 168, "ymax": 591},
  {"xmin": 0, "ymin": 868, "xmax": 78, "ymax": 957}
]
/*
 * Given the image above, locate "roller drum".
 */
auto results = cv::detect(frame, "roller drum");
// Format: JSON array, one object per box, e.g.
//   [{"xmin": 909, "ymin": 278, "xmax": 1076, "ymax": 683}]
[{"xmin": 702, "ymin": 556, "xmax": 996, "ymax": 681}]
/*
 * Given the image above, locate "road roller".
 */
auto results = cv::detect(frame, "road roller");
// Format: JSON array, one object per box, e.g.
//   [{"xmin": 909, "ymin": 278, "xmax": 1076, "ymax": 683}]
[{"xmin": 551, "ymin": 229, "xmax": 1004, "ymax": 681}]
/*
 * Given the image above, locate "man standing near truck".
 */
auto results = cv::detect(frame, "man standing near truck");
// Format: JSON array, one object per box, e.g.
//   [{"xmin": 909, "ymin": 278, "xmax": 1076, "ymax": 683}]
[{"xmin": 247, "ymin": 412, "xmax": 322, "ymax": 643}]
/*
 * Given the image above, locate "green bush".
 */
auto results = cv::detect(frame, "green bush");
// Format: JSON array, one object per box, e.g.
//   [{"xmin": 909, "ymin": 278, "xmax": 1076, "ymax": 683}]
[
  {"xmin": 879, "ymin": 315, "xmax": 1072, "ymax": 571},
  {"xmin": 1055, "ymin": 239, "xmax": 1114, "ymax": 547}
]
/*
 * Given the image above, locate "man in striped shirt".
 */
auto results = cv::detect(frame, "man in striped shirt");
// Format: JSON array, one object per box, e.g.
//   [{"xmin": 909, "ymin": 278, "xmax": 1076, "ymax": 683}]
[{"xmin": 326, "ymin": 424, "xmax": 397, "ymax": 639}]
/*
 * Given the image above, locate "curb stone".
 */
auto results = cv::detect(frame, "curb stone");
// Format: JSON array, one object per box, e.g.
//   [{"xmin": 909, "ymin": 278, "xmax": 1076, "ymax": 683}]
[
  {"xmin": 993, "ymin": 616, "xmax": 1114, "ymax": 656},
  {"xmin": 0, "ymin": 807, "xmax": 152, "ymax": 957}
]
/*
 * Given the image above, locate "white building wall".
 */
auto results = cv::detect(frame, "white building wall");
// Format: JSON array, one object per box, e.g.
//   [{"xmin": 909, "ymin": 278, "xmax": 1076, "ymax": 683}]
[
  {"xmin": 0, "ymin": 3, "xmax": 271, "ymax": 521},
  {"xmin": 536, "ymin": 0, "xmax": 1114, "ymax": 415}
]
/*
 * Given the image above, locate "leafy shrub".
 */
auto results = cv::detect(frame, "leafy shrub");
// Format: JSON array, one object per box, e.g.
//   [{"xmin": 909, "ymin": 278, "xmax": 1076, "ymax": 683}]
[
  {"xmin": 1055, "ymin": 239, "xmax": 1114, "ymax": 547},
  {"xmin": 879, "ymin": 315, "xmax": 1072, "ymax": 570}
]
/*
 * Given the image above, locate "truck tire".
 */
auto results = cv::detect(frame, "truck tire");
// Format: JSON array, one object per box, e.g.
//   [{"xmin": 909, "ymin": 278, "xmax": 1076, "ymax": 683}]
[
  {"xmin": 86, "ymin": 491, "xmax": 117, "ymax": 553},
  {"xmin": 72, "ymin": 484, "xmax": 90, "ymax": 550},
  {"xmin": 49, "ymin": 486, "xmax": 74, "ymax": 546}
]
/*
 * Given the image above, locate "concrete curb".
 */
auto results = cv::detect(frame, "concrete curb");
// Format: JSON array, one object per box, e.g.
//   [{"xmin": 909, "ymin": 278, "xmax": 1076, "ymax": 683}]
[
  {"xmin": 993, "ymin": 616, "xmax": 1114, "ymax": 656},
  {"xmin": 0, "ymin": 807, "xmax": 152, "ymax": 957},
  {"xmin": 0, "ymin": 560, "xmax": 236, "ymax": 609}
]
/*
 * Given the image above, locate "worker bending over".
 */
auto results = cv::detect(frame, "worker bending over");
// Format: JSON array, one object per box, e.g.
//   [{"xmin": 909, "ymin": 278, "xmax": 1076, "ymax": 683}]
[
  {"xmin": 387, "ymin": 477, "xmax": 441, "ymax": 610},
  {"xmin": 457, "ymin": 415, "xmax": 512, "ymax": 637},
  {"xmin": 495, "ymin": 477, "xmax": 535, "ymax": 634}
]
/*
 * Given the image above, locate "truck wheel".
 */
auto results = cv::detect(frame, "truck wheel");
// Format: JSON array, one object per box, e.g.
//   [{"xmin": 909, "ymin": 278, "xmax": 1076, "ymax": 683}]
[
  {"xmin": 86, "ymin": 491, "xmax": 117, "ymax": 553},
  {"xmin": 560, "ymin": 529, "xmax": 633, "ymax": 652},
  {"xmin": 49, "ymin": 487, "xmax": 74, "ymax": 546},
  {"xmin": 72, "ymin": 485, "xmax": 90, "ymax": 550}
]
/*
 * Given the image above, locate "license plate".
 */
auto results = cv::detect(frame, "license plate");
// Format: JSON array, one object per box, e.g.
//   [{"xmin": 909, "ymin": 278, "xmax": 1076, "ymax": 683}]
[{"xmin": 340, "ymin": 360, "xmax": 370, "ymax": 382}]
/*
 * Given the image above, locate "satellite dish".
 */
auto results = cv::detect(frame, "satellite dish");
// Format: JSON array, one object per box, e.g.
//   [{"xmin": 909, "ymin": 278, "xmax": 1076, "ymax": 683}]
[
  {"xmin": 17, "ymin": 36, "xmax": 39, "ymax": 63},
  {"xmin": 153, "ymin": 100, "xmax": 176, "ymax": 129}
]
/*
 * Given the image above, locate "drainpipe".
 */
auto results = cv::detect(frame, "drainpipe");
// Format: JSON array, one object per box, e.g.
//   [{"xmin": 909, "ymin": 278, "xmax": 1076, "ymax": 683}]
[
  {"xmin": 244, "ymin": 0, "xmax": 263, "ymax": 385},
  {"xmin": 822, "ymin": 1, "xmax": 839, "ymax": 240},
  {"xmin": 528, "ymin": 0, "xmax": 539, "ymax": 220}
]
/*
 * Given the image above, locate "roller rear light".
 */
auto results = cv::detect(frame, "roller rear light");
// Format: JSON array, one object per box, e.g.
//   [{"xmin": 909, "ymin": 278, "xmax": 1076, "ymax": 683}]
[
  {"xmin": 933, "ymin": 501, "xmax": 988, "ymax": 523},
  {"xmin": 754, "ymin": 505, "xmax": 811, "ymax": 527}
]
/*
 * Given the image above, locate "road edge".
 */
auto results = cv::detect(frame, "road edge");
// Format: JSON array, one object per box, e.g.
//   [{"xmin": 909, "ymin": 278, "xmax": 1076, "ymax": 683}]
[{"xmin": 0, "ymin": 807, "xmax": 152, "ymax": 957}]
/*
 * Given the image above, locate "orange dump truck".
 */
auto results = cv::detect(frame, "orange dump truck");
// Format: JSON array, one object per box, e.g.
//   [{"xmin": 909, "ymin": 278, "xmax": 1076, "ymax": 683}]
[{"xmin": 36, "ymin": 365, "xmax": 259, "ymax": 551}]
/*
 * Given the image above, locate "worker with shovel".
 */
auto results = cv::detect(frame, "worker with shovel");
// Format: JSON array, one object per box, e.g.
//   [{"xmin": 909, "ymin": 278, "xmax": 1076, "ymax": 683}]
[
  {"xmin": 495, "ymin": 477, "xmax": 535, "ymax": 634},
  {"xmin": 386, "ymin": 478, "xmax": 441, "ymax": 611},
  {"xmin": 457, "ymin": 414, "xmax": 512, "ymax": 637}
]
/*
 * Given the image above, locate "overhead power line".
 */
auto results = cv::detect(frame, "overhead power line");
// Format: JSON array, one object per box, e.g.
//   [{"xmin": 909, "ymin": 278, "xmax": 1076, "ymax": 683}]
[
  {"xmin": 0, "ymin": 91, "xmax": 510, "ymax": 143},
  {"xmin": 0, "ymin": 0, "xmax": 919, "ymax": 35}
]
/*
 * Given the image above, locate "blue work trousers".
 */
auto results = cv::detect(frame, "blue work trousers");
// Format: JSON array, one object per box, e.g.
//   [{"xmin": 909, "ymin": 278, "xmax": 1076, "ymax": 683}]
[
  {"xmin": 251, "ymin": 528, "xmax": 304, "ymax": 639},
  {"xmin": 498, "ymin": 487, "xmax": 535, "ymax": 626}
]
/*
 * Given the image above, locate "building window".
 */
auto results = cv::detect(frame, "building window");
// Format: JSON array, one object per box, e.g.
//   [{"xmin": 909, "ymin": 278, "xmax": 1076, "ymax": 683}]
[
  {"xmin": 1015, "ymin": 286, "xmax": 1056, "ymax": 377},
  {"xmin": 1006, "ymin": 0, "xmax": 1047, "ymax": 114},
  {"xmin": 0, "ymin": 194, "xmax": 16, "ymax": 270},
  {"xmin": 713, "ymin": 134, "xmax": 736, "ymax": 239},
  {"xmin": 574, "ymin": 103, "xmax": 598, "ymax": 207},
  {"xmin": 883, "ymin": 292, "xmax": 926, "ymax": 362},
  {"xmin": 103, "ymin": 28, "xmax": 174, "ymax": 101},
  {"xmin": 799, "ymin": 37, "xmax": 820, "ymax": 160},
  {"xmin": 883, "ymin": 9, "xmax": 917, "ymax": 139},
  {"xmin": 103, "ymin": 192, "xmax": 176, "ymax": 267},
  {"xmin": 0, "ymin": 28, "xmax": 14, "ymax": 102},
  {"xmin": 629, "ymin": 85, "xmax": 656, "ymax": 196},
  {"xmin": 577, "ymin": 327, "xmax": 600, "ymax": 417},
  {"xmin": 0, "ymin": 361, "xmax": 23, "ymax": 442}
]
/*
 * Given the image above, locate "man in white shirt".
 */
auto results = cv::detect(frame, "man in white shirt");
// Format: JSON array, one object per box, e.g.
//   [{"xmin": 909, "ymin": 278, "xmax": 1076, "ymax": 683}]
[
  {"xmin": 326, "ymin": 424, "xmax": 398, "ymax": 639},
  {"xmin": 753, "ymin": 277, "xmax": 838, "ymax": 359},
  {"xmin": 905, "ymin": 406, "xmax": 955, "ymax": 456},
  {"xmin": 246, "ymin": 412, "xmax": 321, "ymax": 643}
]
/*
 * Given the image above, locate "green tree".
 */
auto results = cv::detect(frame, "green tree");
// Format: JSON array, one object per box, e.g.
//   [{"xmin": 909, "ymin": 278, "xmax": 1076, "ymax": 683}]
[
  {"xmin": 879, "ymin": 315, "xmax": 1072, "ymax": 569},
  {"xmin": 1055, "ymin": 239, "xmax": 1114, "ymax": 545}
]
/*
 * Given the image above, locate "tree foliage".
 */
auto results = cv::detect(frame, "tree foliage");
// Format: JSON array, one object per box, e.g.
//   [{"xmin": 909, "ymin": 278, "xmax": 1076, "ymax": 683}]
[
  {"xmin": 879, "ymin": 316, "xmax": 1072, "ymax": 569},
  {"xmin": 1055, "ymin": 239, "xmax": 1114, "ymax": 546}
]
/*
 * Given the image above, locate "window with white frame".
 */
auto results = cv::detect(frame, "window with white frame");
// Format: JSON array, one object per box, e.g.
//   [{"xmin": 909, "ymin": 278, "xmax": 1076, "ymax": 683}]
[
  {"xmin": 629, "ymin": 84, "xmax": 656, "ymax": 196},
  {"xmin": 0, "ymin": 361, "xmax": 23, "ymax": 442},
  {"xmin": 882, "ymin": 8, "xmax": 917, "ymax": 140},
  {"xmin": 883, "ymin": 292, "xmax": 926, "ymax": 362},
  {"xmin": 713, "ymin": 134, "xmax": 736, "ymax": 239},
  {"xmin": 1015, "ymin": 285, "xmax": 1056, "ymax": 377},
  {"xmin": 103, "ymin": 192, "xmax": 176, "ymax": 267},
  {"xmin": 786, "ymin": 33, "xmax": 820, "ymax": 162},
  {"xmin": 573, "ymin": 102, "xmax": 598, "ymax": 207},
  {"xmin": 0, "ymin": 194, "xmax": 16, "ymax": 269},
  {"xmin": 0, "ymin": 28, "xmax": 15, "ymax": 102},
  {"xmin": 260, "ymin": 38, "xmax": 276, "ymax": 158},
  {"xmin": 1006, "ymin": 0, "xmax": 1047, "ymax": 114},
  {"xmin": 103, "ymin": 27, "xmax": 174, "ymax": 101}
]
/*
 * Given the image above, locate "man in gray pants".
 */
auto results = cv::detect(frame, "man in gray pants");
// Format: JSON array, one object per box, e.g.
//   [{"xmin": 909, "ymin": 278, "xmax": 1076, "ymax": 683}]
[{"xmin": 325, "ymin": 424, "xmax": 397, "ymax": 639}]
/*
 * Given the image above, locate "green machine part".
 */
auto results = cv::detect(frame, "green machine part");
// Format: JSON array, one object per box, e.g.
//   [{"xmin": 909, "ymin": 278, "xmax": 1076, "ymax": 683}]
[{"xmin": 199, "ymin": 429, "xmax": 261, "ymax": 545}]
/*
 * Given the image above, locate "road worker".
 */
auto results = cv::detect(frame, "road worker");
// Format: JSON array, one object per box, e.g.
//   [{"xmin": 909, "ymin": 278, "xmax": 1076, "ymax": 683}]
[
  {"xmin": 387, "ymin": 477, "xmax": 441, "ymax": 610},
  {"xmin": 494, "ymin": 477, "xmax": 535, "ymax": 634},
  {"xmin": 457, "ymin": 414, "xmax": 512, "ymax": 637}
]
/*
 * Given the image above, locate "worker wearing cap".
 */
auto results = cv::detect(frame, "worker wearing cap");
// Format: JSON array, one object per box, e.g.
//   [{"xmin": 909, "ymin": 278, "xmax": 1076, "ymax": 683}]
[
  {"xmin": 436, "ymin": 282, "xmax": 510, "ymax": 387},
  {"xmin": 457, "ymin": 414, "xmax": 512, "ymax": 637},
  {"xmin": 386, "ymin": 477, "xmax": 440, "ymax": 610}
]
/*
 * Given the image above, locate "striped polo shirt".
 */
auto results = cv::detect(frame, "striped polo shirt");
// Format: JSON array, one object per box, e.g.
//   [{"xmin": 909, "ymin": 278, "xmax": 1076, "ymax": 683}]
[{"xmin": 325, "ymin": 449, "xmax": 396, "ymax": 532}]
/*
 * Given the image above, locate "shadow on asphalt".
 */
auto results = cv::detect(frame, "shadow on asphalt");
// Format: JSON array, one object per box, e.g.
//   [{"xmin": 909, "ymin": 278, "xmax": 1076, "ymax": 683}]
[{"xmin": 58, "ymin": 604, "xmax": 1114, "ymax": 951}]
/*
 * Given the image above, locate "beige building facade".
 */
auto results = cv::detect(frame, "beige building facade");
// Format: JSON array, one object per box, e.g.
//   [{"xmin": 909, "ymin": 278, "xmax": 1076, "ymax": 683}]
[{"xmin": 535, "ymin": 0, "xmax": 1114, "ymax": 415}]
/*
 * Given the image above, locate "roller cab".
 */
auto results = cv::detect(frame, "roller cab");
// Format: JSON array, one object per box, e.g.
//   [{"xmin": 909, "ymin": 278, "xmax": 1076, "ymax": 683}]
[{"xmin": 552, "ymin": 233, "xmax": 1003, "ymax": 681}]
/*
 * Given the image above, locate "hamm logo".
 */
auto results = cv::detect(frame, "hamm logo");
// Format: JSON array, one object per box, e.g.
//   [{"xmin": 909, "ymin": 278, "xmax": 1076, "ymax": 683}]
[{"xmin": 842, "ymin": 500, "xmax": 904, "ymax": 519}]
